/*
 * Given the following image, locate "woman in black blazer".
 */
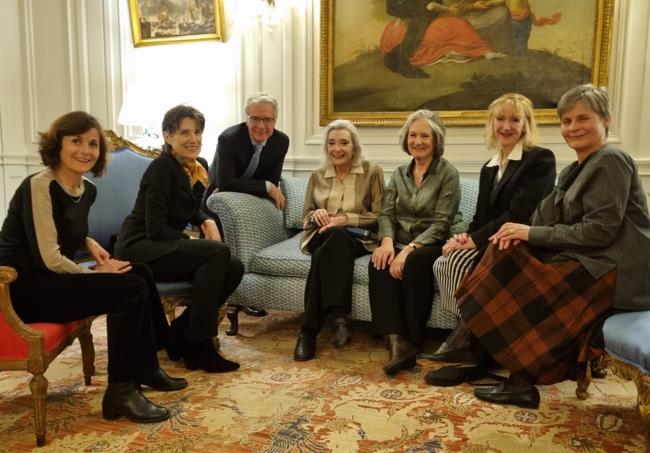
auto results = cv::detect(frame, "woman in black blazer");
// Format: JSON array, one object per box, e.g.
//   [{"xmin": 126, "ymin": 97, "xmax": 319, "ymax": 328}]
[
  {"xmin": 115, "ymin": 105, "xmax": 244, "ymax": 373},
  {"xmin": 426, "ymin": 94, "xmax": 556, "ymax": 378}
]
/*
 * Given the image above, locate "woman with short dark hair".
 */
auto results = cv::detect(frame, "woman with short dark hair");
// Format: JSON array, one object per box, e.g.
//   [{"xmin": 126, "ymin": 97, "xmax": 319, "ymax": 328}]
[
  {"xmin": 0, "ymin": 111, "xmax": 185, "ymax": 423},
  {"xmin": 115, "ymin": 104, "xmax": 244, "ymax": 374}
]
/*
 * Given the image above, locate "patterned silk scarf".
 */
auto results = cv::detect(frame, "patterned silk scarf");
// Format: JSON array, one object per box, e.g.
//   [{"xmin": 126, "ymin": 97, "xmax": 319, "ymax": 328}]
[{"xmin": 172, "ymin": 151, "xmax": 209, "ymax": 188}]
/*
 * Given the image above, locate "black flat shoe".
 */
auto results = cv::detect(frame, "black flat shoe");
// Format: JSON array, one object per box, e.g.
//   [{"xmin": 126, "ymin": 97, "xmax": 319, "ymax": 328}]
[
  {"xmin": 242, "ymin": 306, "xmax": 268, "ymax": 317},
  {"xmin": 424, "ymin": 363, "xmax": 483, "ymax": 387},
  {"xmin": 419, "ymin": 346, "xmax": 477, "ymax": 364},
  {"xmin": 183, "ymin": 339, "xmax": 239, "ymax": 373},
  {"xmin": 102, "ymin": 382, "xmax": 170, "ymax": 423},
  {"xmin": 474, "ymin": 382, "xmax": 540, "ymax": 409},
  {"xmin": 137, "ymin": 367, "xmax": 188, "ymax": 392},
  {"xmin": 294, "ymin": 332, "xmax": 316, "ymax": 361},
  {"xmin": 331, "ymin": 318, "xmax": 350, "ymax": 349}
]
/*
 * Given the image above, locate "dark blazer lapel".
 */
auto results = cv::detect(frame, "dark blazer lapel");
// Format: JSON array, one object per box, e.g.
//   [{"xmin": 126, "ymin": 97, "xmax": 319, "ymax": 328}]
[
  {"xmin": 165, "ymin": 152, "xmax": 195, "ymax": 200},
  {"xmin": 490, "ymin": 160, "xmax": 521, "ymax": 205},
  {"xmin": 475, "ymin": 166, "xmax": 496, "ymax": 219}
]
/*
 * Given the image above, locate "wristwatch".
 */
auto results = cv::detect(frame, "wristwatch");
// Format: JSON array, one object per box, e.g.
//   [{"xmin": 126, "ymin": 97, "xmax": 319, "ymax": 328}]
[{"xmin": 407, "ymin": 242, "xmax": 418, "ymax": 250}]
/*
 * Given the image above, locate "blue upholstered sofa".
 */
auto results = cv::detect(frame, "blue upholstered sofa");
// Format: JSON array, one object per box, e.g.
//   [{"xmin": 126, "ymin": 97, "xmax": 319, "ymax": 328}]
[
  {"xmin": 86, "ymin": 131, "xmax": 193, "ymax": 321},
  {"xmin": 207, "ymin": 173, "xmax": 650, "ymax": 440},
  {"xmin": 206, "ymin": 175, "xmax": 479, "ymax": 334}
]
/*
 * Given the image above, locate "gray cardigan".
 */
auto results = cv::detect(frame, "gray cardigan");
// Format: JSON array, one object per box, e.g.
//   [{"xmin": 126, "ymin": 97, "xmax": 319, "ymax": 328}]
[{"xmin": 528, "ymin": 144, "xmax": 650, "ymax": 310}]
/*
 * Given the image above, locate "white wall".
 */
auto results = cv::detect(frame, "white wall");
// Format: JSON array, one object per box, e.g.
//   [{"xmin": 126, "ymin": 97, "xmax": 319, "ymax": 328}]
[{"xmin": 1, "ymin": 0, "xmax": 649, "ymax": 224}]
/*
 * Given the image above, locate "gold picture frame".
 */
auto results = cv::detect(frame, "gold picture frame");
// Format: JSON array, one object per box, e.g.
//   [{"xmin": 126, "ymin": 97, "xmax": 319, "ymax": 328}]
[
  {"xmin": 320, "ymin": 0, "xmax": 614, "ymax": 126},
  {"xmin": 128, "ymin": 0, "xmax": 226, "ymax": 47}
]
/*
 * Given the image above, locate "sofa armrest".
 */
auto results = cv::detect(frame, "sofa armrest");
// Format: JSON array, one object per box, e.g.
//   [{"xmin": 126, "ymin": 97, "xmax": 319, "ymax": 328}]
[{"xmin": 206, "ymin": 192, "xmax": 293, "ymax": 271}]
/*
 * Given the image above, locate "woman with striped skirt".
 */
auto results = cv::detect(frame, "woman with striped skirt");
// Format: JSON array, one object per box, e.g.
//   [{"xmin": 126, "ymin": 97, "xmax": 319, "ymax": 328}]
[
  {"xmin": 429, "ymin": 93, "xmax": 555, "ymax": 360},
  {"xmin": 425, "ymin": 84, "xmax": 650, "ymax": 409}
]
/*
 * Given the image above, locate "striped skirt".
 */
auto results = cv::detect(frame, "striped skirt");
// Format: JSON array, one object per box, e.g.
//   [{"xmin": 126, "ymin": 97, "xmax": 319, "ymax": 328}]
[
  {"xmin": 455, "ymin": 243, "xmax": 616, "ymax": 385},
  {"xmin": 432, "ymin": 248, "xmax": 480, "ymax": 316}
]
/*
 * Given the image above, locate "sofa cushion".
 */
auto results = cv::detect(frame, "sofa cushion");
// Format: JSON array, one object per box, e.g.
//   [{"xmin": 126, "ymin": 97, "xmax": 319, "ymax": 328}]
[
  {"xmin": 281, "ymin": 177, "xmax": 309, "ymax": 229},
  {"xmin": 251, "ymin": 233, "xmax": 372, "ymax": 285},
  {"xmin": 251, "ymin": 234, "xmax": 310, "ymax": 277},
  {"xmin": 603, "ymin": 311, "xmax": 650, "ymax": 374}
]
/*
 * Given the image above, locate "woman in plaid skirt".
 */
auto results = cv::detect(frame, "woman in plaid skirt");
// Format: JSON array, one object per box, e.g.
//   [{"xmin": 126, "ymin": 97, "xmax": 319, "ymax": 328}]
[{"xmin": 425, "ymin": 84, "xmax": 650, "ymax": 409}]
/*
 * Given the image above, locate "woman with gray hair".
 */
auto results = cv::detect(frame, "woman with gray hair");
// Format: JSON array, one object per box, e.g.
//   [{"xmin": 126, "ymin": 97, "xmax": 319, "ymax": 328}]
[
  {"xmin": 369, "ymin": 109, "xmax": 462, "ymax": 375},
  {"xmin": 426, "ymin": 84, "xmax": 650, "ymax": 409},
  {"xmin": 293, "ymin": 119, "xmax": 384, "ymax": 361}
]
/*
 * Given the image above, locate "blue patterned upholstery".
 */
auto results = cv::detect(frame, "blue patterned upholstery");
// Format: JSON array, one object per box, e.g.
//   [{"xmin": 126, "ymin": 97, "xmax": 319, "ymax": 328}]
[
  {"xmin": 207, "ymin": 175, "xmax": 479, "ymax": 329},
  {"xmin": 281, "ymin": 177, "xmax": 309, "ymax": 229}
]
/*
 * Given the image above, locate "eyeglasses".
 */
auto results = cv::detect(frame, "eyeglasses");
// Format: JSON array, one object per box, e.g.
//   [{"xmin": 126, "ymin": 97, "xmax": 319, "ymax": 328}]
[{"xmin": 247, "ymin": 116, "xmax": 276, "ymax": 125}]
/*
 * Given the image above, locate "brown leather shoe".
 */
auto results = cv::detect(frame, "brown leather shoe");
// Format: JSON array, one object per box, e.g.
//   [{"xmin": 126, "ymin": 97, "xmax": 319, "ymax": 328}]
[{"xmin": 384, "ymin": 334, "xmax": 418, "ymax": 375}]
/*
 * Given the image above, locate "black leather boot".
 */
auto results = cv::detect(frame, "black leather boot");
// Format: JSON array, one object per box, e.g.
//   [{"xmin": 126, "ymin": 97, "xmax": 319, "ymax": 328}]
[
  {"xmin": 183, "ymin": 339, "xmax": 240, "ymax": 373},
  {"xmin": 137, "ymin": 367, "xmax": 188, "ymax": 391},
  {"xmin": 102, "ymin": 381, "xmax": 170, "ymax": 422},
  {"xmin": 331, "ymin": 317, "xmax": 350, "ymax": 348},
  {"xmin": 294, "ymin": 330, "xmax": 317, "ymax": 361},
  {"xmin": 384, "ymin": 334, "xmax": 418, "ymax": 375}
]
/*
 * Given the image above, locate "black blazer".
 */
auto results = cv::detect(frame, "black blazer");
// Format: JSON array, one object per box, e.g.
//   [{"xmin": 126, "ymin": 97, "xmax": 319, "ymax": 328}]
[
  {"xmin": 468, "ymin": 146, "xmax": 556, "ymax": 248},
  {"xmin": 206, "ymin": 122, "xmax": 290, "ymax": 198},
  {"xmin": 115, "ymin": 150, "xmax": 210, "ymax": 263}
]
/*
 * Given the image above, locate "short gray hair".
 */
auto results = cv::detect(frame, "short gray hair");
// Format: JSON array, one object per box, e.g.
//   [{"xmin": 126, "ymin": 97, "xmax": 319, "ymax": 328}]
[
  {"xmin": 244, "ymin": 92, "xmax": 278, "ymax": 118},
  {"xmin": 557, "ymin": 84, "xmax": 611, "ymax": 129},
  {"xmin": 398, "ymin": 109, "xmax": 446, "ymax": 157},
  {"xmin": 322, "ymin": 119, "xmax": 365, "ymax": 166}
]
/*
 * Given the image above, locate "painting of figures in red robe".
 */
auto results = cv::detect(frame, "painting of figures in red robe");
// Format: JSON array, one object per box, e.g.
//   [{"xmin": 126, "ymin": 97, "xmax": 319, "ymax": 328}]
[{"xmin": 320, "ymin": 0, "xmax": 613, "ymax": 126}]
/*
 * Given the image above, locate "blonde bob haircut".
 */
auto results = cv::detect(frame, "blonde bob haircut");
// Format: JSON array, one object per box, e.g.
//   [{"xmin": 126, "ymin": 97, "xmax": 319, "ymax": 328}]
[
  {"xmin": 485, "ymin": 93, "xmax": 539, "ymax": 151},
  {"xmin": 399, "ymin": 109, "xmax": 446, "ymax": 158},
  {"xmin": 322, "ymin": 119, "xmax": 366, "ymax": 167}
]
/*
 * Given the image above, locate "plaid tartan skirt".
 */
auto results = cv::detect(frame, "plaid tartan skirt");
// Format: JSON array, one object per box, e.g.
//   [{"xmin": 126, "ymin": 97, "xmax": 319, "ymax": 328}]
[{"xmin": 455, "ymin": 243, "xmax": 616, "ymax": 385}]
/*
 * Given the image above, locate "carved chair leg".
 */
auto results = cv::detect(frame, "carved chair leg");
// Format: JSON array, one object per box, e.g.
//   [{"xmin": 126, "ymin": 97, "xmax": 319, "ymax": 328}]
[
  {"xmin": 636, "ymin": 374, "xmax": 650, "ymax": 450},
  {"xmin": 78, "ymin": 323, "xmax": 95, "ymax": 385},
  {"xmin": 575, "ymin": 359, "xmax": 592, "ymax": 400},
  {"xmin": 226, "ymin": 303, "xmax": 241, "ymax": 336},
  {"xmin": 29, "ymin": 373, "xmax": 48, "ymax": 447},
  {"xmin": 162, "ymin": 299, "xmax": 177, "ymax": 323},
  {"xmin": 591, "ymin": 355, "xmax": 608, "ymax": 379}
]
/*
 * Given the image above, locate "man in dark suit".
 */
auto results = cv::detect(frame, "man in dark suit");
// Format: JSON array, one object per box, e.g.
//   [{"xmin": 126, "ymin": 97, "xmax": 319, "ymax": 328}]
[
  {"xmin": 206, "ymin": 92, "xmax": 289, "ymax": 210},
  {"xmin": 205, "ymin": 92, "xmax": 290, "ymax": 317}
]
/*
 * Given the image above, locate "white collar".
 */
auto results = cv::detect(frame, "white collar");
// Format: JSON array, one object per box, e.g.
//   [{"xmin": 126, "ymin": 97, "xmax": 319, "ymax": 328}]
[{"xmin": 486, "ymin": 142, "xmax": 524, "ymax": 167}]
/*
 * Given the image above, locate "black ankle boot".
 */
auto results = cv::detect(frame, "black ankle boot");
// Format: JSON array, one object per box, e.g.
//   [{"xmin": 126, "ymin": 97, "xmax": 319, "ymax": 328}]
[
  {"xmin": 137, "ymin": 367, "xmax": 188, "ymax": 391},
  {"xmin": 102, "ymin": 381, "xmax": 170, "ymax": 423},
  {"xmin": 384, "ymin": 334, "xmax": 418, "ymax": 375},
  {"xmin": 183, "ymin": 339, "xmax": 240, "ymax": 373}
]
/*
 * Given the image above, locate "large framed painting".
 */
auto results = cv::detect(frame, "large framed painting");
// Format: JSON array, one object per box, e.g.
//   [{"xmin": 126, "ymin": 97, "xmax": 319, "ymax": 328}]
[
  {"xmin": 320, "ymin": 0, "xmax": 614, "ymax": 126},
  {"xmin": 128, "ymin": 0, "xmax": 226, "ymax": 47}
]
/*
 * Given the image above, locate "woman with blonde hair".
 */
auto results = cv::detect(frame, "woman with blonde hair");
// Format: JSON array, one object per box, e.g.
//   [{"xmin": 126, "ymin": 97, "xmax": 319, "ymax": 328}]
[
  {"xmin": 427, "ymin": 85, "xmax": 650, "ymax": 409},
  {"xmin": 425, "ymin": 94, "xmax": 556, "ymax": 380}
]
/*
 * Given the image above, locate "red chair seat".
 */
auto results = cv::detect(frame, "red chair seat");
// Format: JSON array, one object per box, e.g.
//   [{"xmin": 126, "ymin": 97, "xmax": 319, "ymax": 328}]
[{"xmin": 0, "ymin": 318, "xmax": 83, "ymax": 359}]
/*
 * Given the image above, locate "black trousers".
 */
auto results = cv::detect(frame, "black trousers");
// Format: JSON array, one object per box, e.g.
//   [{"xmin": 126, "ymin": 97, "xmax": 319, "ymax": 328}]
[
  {"xmin": 368, "ymin": 244, "xmax": 442, "ymax": 346},
  {"xmin": 10, "ymin": 263, "xmax": 166, "ymax": 383},
  {"xmin": 147, "ymin": 239, "xmax": 243, "ymax": 342},
  {"xmin": 302, "ymin": 227, "xmax": 368, "ymax": 332}
]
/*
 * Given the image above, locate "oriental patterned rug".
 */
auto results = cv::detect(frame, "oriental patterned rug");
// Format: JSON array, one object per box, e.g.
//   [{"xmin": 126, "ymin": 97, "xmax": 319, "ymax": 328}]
[{"xmin": 0, "ymin": 311, "xmax": 644, "ymax": 452}]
